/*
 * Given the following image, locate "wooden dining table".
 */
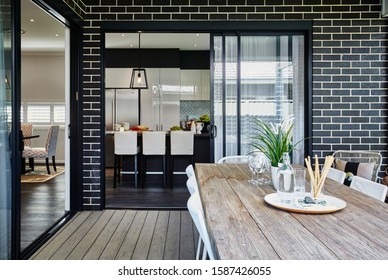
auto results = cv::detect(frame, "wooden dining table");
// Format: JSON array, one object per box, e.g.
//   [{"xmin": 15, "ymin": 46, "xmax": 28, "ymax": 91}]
[{"xmin": 195, "ymin": 163, "xmax": 388, "ymax": 260}]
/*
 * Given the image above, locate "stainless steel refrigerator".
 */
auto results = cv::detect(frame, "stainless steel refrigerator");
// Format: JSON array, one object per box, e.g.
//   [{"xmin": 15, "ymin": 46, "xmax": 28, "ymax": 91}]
[{"xmin": 105, "ymin": 88, "xmax": 139, "ymax": 167}]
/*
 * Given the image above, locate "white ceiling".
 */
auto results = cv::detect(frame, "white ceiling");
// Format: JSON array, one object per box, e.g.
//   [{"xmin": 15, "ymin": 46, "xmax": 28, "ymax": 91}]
[{"xmin": 21, "ymin": 0, "xmax": 210, "ymax": 52}]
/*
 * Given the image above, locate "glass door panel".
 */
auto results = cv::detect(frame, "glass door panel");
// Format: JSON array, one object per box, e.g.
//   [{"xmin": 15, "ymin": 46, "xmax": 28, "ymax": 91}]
[{"xmin": 212, "ymin": 33, "xmax": 306, "ymax": 164}]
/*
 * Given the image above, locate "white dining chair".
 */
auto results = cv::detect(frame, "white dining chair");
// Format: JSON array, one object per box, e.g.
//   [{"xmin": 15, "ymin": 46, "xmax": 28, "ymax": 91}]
[
  {"xmin": 142, "ymin": 131, "xmax": 167, "ymax": 188},
  {"xmin": 349, "ymin": 175, "xmax": 388, "ymax": 202},
  {"xmin": 114, "ymin": 131, "xmax": 141, "ymax": 188},
  {"xmin": 187, "ymin": 192, "xmax": 216, "ymax": 260},
  {"xmin": 186, "ymin": 175, "xmax": 199, "ymax": 195},
  {"xmin": 217, "ymin": 155, "xmax": 249, "ymax": 164},
  {"xmin": 185, "ymin": 164, "xmax": 195, "ymax": 179},
  {"xmin": 170, "ymin": 131, "xmax": 195, "ymax": 187},
  {"xmin": 327, "ymin": 167, "xmax": 346, "ymax": 185}
]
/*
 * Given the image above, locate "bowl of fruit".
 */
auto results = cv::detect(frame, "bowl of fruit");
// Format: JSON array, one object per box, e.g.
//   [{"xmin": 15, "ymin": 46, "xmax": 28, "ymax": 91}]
[{"xmin": 130, "ymin": 125, "xmax": 149, "ymax": 132}]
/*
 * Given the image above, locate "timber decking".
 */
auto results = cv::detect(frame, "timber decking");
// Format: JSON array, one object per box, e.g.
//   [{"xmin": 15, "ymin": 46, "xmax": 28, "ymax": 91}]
[{"xmin": 30, "ymin": 210, "xmax": 198, "ymax": 260}]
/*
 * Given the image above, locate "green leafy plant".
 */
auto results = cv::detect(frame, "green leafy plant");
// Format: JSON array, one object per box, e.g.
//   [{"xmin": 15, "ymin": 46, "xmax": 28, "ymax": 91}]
[
  {"xmin": 250, "ymin": 116, "xmax": 304, "ymax": 167},
  {"xmin": 199, "ymin": 114, "xmax": 210, "ymax": 123}
]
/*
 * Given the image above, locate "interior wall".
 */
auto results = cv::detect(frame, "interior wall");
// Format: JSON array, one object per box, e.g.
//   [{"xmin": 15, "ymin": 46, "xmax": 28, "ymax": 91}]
[{"xmin": 21, "ymin": 53, "xmax": 66, "ymax": 163}]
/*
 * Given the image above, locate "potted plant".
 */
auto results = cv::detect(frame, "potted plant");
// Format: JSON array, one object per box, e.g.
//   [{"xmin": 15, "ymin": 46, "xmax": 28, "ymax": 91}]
[
  {"xmin": 250, "ymin": 115, "xmax": 304, "ymax": 189},
  {"xmin": 198, "ymin": 114, "xmax": 210, "ymax": 133}
]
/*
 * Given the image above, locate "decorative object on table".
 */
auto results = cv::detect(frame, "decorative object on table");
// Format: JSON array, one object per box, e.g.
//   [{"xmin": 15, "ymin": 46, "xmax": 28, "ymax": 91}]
[
  {"xmin": 198, "ymin": 114, "xmax": 210, "ymax": 133},
  {"xmin": 248, "ymin": 151, "xmax": 270, "ymax": 186},
  {"xmin": 250, "ymin": 115, "xmax": 304, "ymax": 190},
  {"xmin": 196, "ymin": 122, "xmax": 204, "ymax": 134},
  {"xmin": 190, "ymin": 120, "xmax": 196, "ymax": 133},
  {"xmin": 277, "ymin": 152, "xmax": 295, "ymax": 203},
  {"xmin": 305, "ymin": 155, "xmax": 334, "ymax": 199}
]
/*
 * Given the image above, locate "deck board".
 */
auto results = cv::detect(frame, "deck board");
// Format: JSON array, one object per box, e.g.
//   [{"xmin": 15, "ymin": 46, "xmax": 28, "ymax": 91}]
[{"xmin": 31, "ymin": 210, "xmax": 196, "ymax": 260}]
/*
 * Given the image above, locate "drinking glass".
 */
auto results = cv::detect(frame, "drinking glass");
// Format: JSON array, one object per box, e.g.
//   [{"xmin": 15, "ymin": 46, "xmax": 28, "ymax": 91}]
[
  {"xmin": 294, "ymin": 168, "xmax": 306, "ymax": 198},
  {"xmin": 248, "ymin": 152, "xmax": 262, "ymax": 185}
]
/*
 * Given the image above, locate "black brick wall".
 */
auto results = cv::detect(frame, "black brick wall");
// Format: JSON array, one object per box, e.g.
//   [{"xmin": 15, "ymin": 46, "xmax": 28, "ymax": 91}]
[{"xmin": 64, "ymin": 0, "xmax": 387, "ymax": 210}]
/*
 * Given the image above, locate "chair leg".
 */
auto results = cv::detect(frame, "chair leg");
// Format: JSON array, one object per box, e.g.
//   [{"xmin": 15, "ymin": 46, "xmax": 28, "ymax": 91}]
[
  {"xmin": 45, "ymin": 158, "xmax": 51, "ymax": 174},
  {"xmin": 134, "ymin": 154, "xmax": 138, "ymax": 189},
  {"xmin": 52, "ymin": 156, "xmax": 57, "ymax": 172},
  {"xmin": 170, "ymin": 155, "xmax": 174, "ymax": 188},
  {"xmin": 163, "ymin": 155, "xmax": 166, "ymax": 189},
  {"xmin": 29, "ymin": 158, "xmax": 34, "ymax": 171},
  {"xmin": 142, "ymin": 155, "xmax": 147, "ymax": 188},
  {"xmin": 113, "ymin": 154, "xmax": 117, "ymax": 188},
  {"xmin": 118, "ymin": 155, "xmax": 121, "ymax": 183}
]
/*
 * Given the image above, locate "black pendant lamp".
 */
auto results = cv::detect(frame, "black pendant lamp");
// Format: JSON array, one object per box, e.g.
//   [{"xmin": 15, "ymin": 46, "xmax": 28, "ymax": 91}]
[{"xmin": 130, "ymin": 32, "xmax": 148, "ymax": 89}]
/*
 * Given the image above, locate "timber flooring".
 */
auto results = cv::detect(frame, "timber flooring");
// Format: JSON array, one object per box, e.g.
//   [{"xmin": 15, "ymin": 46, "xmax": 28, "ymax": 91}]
[
  {"xmin": 21, "ymin": 168, "xmax": 66, "ymax": 251},
  {"xmin": 30, "ymin": 210, "xmax": 199, "ymax": 260},
  {"xmin": 105, "ymin": 168, "xmax": 191, "ymax": 209}
]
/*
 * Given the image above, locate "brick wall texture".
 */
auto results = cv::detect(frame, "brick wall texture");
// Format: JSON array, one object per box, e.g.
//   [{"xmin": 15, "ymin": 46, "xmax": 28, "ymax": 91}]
[{"xmin": 64, "ymin": 0, "xmax": 388, "ymax": 209}]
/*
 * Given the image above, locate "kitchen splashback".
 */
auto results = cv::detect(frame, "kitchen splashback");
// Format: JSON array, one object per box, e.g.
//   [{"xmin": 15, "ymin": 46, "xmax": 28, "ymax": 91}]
[{"xmin": 180, "ymin": 100, "xmax": 210, "ymax": 121}]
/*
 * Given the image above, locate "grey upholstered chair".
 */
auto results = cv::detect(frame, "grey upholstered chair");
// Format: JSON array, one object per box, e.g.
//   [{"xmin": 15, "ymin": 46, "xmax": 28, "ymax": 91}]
[{"xmin": 22, "ymin": 125, "xmax": 59, "ymax": 174}]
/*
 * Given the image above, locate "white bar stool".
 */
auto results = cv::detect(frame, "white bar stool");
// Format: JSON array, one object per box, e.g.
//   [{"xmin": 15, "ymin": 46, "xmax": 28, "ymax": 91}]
[
  {"xmin": 169, "ymin": 131, "xmax": 194, "ymax": 188},
  {"xmin": 113, "ymin": 131, "xmax": 141, "ymax": 188},
  {"xmin": 142, "ymin": 131, "xmax": 167, "ymax": 188}
]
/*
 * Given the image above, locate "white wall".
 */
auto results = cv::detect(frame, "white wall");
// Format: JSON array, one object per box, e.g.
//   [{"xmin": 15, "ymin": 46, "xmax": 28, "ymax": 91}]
[{"xmin": 21, "ymin": 53, "xmax": 66, "ymax": 163}]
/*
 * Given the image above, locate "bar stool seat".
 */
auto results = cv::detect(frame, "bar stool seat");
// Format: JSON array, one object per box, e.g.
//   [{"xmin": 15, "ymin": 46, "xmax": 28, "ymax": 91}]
[
  {"xmin": 142, "ymin": 131, "xmax": 167, "ymax": 188},
  {"xmin": 114, "ymin": 131, "xmax": 141, "ymax": 188},
  {"xmin": 170, "ymin": 131, "xmax": 194, "ymax": 188}
]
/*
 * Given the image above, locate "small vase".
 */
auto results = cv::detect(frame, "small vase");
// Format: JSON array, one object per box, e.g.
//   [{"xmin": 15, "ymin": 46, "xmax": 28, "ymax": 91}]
[{"xmin": 270, "ymin": 166, "xmax": 279, "ymax": 190}]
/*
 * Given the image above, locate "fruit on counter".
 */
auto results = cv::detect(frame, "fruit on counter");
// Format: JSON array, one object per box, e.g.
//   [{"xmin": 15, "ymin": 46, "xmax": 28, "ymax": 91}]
[
  {"xmin": 130, "ymin": 125, "xmax": 149, "ymax": 131},
  {"xmin": 170, "ymin": 125, "xmax": 182, "ymax": 131}
]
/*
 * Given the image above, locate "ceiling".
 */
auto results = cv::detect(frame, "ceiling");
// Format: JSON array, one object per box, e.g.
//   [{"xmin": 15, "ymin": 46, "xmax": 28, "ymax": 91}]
[{"xmin": 22, "ymin": 0, "xmax": 210, "ymax": 52}]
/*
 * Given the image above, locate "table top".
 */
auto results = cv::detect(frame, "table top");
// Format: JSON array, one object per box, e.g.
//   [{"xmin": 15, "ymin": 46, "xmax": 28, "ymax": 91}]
[{"xmin": 195, "ymin": 163, "xmax": 388, "ymax": 260}]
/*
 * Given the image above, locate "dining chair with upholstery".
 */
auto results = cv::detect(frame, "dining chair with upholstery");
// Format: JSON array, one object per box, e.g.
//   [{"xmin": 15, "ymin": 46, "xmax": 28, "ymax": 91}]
[
  {"xmin": 332, "ymin": 150, "xmax": 382, "ymax": 183},
  {"xmin": 142, "ymin": 131, "xmax": 167, "ymax": 188},
  {"xmin": 21, "ymin": 123, "xmax": 33, "ymax": 148},
  {"xmin": 349, "ymin": 175, "xmax": 388, "ymax": 202},
  {"xmin": 113, "ymin": 131, "xmax": 141, "ymax": 188},
  {"xmin": 327, "ymin": 167, "xmax": 346, "ymax": 185},
  {"xmin": 187, "ymin": 192, "xmax": 216, "ymax": 260},
  {"xmin": 169, "ymin": 131, "xmax": 194, "ymax": 187},
  {"xmin": 22, "ymin": 125, "xmax": 59, "ymax": 174},
  {"xmin": 217, "ymin": 155, "xmax": 249, "ymax": 164}
]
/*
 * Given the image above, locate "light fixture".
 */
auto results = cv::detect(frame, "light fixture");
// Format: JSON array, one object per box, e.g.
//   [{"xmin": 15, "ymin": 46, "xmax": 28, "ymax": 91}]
[{"xmin": 129, "ymin": 32, "xmax": 148, "ymax": 89}]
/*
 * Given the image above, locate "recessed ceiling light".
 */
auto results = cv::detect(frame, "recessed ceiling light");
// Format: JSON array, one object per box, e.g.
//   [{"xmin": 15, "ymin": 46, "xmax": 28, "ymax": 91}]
[
  {"xmin": 20, "ymin": 30, "xmax": 26, "ymax": 34},
  {"xmin": 30, "ymin": 19, "xmax": 35, "ymax": 22},
  {"xmin": 121, "ymin": 34, "xmax": 125, "ymax": 37},
  {"xmin": 55, "ymin": 34, "xmax": 59, "ymax": 37},
  {"xmin": 129, "ymin": 44, "xmax": 134, "ymax": 47},
  {"xmin": 194, "ymin": 44, "xmax": 198, "ymax": 47},
  {"xmin": 196, "ymin": 34, "xmax": 200, "ymax": 36}
]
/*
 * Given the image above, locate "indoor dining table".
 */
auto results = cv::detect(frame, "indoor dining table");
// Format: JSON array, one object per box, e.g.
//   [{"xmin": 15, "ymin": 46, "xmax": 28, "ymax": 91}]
[{"xmin": 195, "ymin": 163, "xmax": 388, "ymax": 260}]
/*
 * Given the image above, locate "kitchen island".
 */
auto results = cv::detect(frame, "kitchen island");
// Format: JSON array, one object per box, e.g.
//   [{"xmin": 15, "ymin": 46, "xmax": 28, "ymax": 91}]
[{"xmin": 108, "ymin": 131, "xmax": 212, "ymax": 188}]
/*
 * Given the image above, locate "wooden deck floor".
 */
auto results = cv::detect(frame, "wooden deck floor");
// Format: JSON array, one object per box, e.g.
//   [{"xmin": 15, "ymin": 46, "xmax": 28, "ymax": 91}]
[{"xmin": 30, "ymin": 210, "xmax": 199, "ymax": 260}]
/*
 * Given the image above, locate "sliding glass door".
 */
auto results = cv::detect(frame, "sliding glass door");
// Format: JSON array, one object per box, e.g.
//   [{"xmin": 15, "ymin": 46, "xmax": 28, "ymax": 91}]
[
  {"xmin": 213, "ymin": 33, "xmax": 307, "ymax": 164},
  {"xmin": 0, "ymin": 0, "xmax": 13, "ymax": 260}
]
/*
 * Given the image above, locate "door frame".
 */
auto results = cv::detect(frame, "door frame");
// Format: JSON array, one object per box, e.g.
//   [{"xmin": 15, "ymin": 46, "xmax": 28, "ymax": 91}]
[
  {"xmin": 100, "ymin": 21, "xmax": 313, "ymax": 207},
  {"xmin": 12, "ymin": 0, "xmax": 83, "ymax": 259}
]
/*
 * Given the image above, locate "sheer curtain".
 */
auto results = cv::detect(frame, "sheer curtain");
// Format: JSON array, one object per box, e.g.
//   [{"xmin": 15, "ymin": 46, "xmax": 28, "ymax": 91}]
[
  {"xmin": 213, "ymin": 34, "xmax": 305, "ymax": 164},
  {"xmin": 0, "ymin": 0, "xmax": 12, "ymax": 259}
]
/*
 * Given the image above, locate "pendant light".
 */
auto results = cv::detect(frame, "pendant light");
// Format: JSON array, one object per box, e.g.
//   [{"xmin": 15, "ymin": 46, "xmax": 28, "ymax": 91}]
[{"xmin": 130, "ymin": 32, "xmax": 148, "ymax": 89}]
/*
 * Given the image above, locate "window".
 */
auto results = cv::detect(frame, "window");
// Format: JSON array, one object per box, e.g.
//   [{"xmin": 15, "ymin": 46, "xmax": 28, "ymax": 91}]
[{"xmin": 21, "ymin": 102, "xmax": 66, "ymax": 125}]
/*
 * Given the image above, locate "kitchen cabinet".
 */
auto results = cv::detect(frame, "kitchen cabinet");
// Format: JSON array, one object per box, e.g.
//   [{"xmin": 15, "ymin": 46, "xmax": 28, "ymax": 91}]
[{"xmin": 180, "ymin": 70, "xmax": 210, "ymax": 100}]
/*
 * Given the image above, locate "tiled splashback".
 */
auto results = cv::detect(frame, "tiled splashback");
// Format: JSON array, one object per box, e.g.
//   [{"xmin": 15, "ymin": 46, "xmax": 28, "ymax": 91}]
[{"xmin": 180, "ymin": 100, "xmax": 210, "ymax": 121}]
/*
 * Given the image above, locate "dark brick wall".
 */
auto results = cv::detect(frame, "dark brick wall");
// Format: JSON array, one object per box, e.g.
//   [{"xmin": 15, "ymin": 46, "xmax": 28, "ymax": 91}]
[
  {"xmin": 62, "ymin": 0, "xmax": 87, "ymax": 19},
  {"xmin": 68, "ymin": 0, "xmax": 387, "ymax": 209}
]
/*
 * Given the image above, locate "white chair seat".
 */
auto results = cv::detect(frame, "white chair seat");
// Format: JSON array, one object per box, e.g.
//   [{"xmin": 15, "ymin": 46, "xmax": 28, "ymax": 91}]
[
  {"xmin": 350, "ymin": 175, "xmax": 388, "ymax": 202},
  {"xmin": 187, "ymin": 192, "xmax": 216, "ymax": 260},
  {"xmin": 170, "ymin": 131, "xmax": 194, "ymax": 187},
  {"xmin": 142, "ymin": 131, "xmax": 167, "ymax": 188},
  {"xmin": 327, "ymin": 167, "xmax": 346, "ymax": 185},
  {"xmin": 114, "ymin": 131, "xmax": 140, "ymax": 188},
  {"xmin": 218, "ymin": 155, "xmax": 249, "ymax": 163}
]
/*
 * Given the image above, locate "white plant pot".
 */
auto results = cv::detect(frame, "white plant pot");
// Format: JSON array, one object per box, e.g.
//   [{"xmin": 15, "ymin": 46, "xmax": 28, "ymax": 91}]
[{"xmin": 271, "ymin": 166, "xmax": 279, "ymax": 190}]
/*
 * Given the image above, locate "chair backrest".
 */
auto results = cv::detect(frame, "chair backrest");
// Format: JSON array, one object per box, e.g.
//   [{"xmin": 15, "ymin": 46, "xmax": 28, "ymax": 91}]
[
  {"xmin": 114, "ymin": 131, "xmax": 138, "ymax": 155},
  {"xmin": 142, "ymin": 131, "xmax": 166, "ymax": 155},
  {"xmin": 21, "ymin": 123, "xmax": 33, "ymax": 147},
  {"xmin": 186, "ymin": 164, "xmax": 195, "ymax": 178},
  {"xmin": 170, "ymin": 131, "xmax": 194, "ymax": 155},
  {"xmin": 332, "ymin": 150, "xmax": 382, "ymax": 182},
  {"xmin": 327, "ymin": 167, "xmax": 346, "ymax": 185},
  {"xmin": 186, "ymin": 175, "xmax": 199, "ymax": 195},
  {"xmin": 187, "ymin": 192, "xmax": 215, "ymax": 260},
  {"xmin": 217, "ymin": 155, "xmax": 249, "ymax": 164},
  {"xmin": 45, "ymin": 125, "xmax": 59, "ymax": 157},
  {"xmin": 350, "ymin": 175, "xmax": 388, "ymax": 202}
]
